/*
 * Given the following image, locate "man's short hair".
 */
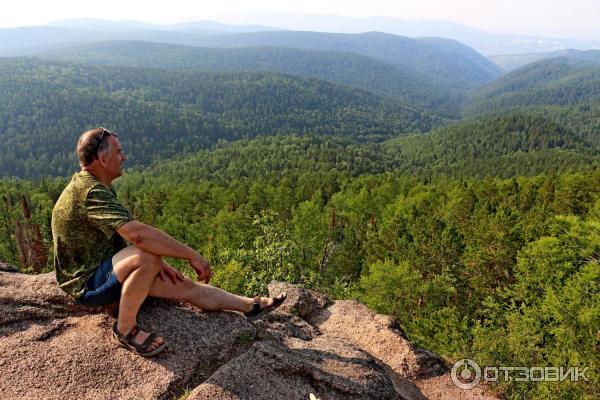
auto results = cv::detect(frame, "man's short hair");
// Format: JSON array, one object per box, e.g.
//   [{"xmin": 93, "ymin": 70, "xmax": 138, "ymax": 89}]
[{"xmin": 76, "ymin": 127, "xmax": 119, "ymax": 167}]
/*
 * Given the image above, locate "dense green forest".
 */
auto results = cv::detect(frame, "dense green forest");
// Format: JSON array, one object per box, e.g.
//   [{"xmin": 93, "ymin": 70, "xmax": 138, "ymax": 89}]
[
  {"xmin": 3, "ymin": 54, "xmax": 599, "ymax": 180},
  {"xmin": 102, "ymin": 112, "xmax": 597, "ymax": 183},
  {"xmin": 0, "ymin": 58, "xmax": 439, "ymax": 178},
  {"xmin": 1, "ymin": 146, "xmax": 598, "ymax": 399},
  {"xmin": 464, "ymin": 58, "xmax": 600, "ymax": 115},
  {"xmin": 1, "ymin": 30, "xmax": 599, "ymax": 399},
  {"xmin": 168, "ymin": 31, "xmax": 503, "ymax": 90},
  {"xmin": 40, "ymin": 41, "xmax": 461, "ymax": 115},
  {"xmin": 5, "ymin": 29, "xmax": 502, "ymax": 91}
]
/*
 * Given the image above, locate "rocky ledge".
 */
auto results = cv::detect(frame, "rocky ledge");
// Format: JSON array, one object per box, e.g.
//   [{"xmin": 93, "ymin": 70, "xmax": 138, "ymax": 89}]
[{"xmin": 0, "ymin": 270, "xmax": 499, "ymax": 400}]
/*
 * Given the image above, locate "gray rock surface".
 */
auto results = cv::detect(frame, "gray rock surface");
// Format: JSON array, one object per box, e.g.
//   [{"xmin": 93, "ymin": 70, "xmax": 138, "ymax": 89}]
[
  {"xmin": 311, "ymin": 300, "xmax": 447, "ymax": 379},
  {"xmin": 0, "ymin": 271, "xmax": 254, "ymax": 400},
  {"xmin": 188, "ymin": 338, "xmax": 401, "ymax": 400},
  {"xmin": 0, "ymin": 269, "xmax": 498, "ymax": 400},
  {"xmin": 0, "ymin": 260, "xmax": 19, "ymax": 272},
  {"xmin": 267, "ymin": 281, "xmax": 330, "ymax": 318}
]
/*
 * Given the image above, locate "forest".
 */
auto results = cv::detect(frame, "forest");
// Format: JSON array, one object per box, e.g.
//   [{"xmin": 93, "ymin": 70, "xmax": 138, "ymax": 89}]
[
  {"xmin": 0, "ymin": 58, "xmax": 439, "ymax": 178},
  {"xmin": 0, "ymin": 32, "xmax": 599, "ymax": 399},
  {"xmin": 1, "ymin": 141, "xmax": 598, "ymax": 399}
]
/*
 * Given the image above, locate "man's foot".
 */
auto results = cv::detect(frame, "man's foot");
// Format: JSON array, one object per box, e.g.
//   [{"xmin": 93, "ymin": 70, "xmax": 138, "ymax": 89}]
[
  {"xmin": 244, "ymin": 292, "xmax": 287, "ymax": 321},
  {"xmin": 112, "ymin": 322, "xmax": 167, "ymax": 357}
]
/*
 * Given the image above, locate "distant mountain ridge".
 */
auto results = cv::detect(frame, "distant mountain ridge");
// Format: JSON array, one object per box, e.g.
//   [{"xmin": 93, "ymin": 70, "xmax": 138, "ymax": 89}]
[
  {"xmin": 0, "ymin": 27, "xmax": 502, "ymax": 94},
  {"xmin": 47, "ymin": 18, "xmax": 283, "ymax": 33},
  {"xmin": 464, "ymin": 57, "xmax": 600, "ymax": 115},
  {"xmin": 214, "ymin": 12, "xmax": 600, "ymax": 55},
  {"xmin": 4, "ymin": 17, "xmax": 600, "ymax": 57},
  {"xmin": 489, "ymin": 49, "xmax": 600, "ymax": 71},
  {"xmin": 39, "ymin": 40, "xmax": 463, "ymax": 116},
  {"xmin": 2, "ymin": 19, "xmax": 599, "ymax": 181},
  {"xmin": 164, "ymin": 30, "xmax": 503, "ymax": 90}
]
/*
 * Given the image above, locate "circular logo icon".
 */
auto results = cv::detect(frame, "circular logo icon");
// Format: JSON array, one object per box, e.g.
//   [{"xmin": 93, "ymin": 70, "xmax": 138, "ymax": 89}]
[{"xmin": 451, "ymin": 358, "xmax": 481, "ymax": 389}]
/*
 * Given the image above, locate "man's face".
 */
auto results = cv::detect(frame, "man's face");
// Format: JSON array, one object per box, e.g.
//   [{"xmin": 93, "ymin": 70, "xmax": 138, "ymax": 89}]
[{"xmin": 100, "ymin": 135, "xmax": 127, "ymax": 179}]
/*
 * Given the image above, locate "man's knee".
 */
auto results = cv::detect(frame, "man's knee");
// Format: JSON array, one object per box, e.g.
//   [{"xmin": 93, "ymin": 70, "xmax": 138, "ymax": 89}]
[
  {"xmin": 113, "ymin": 246, "xmax": 162, "ymax": 283},
  {"xmin": 129, "ymin": 247, "xmax": 162, "ymax": 273}
]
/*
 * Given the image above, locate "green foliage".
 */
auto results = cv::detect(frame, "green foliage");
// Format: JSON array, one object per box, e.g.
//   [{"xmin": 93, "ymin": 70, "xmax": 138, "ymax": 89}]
[
  {"xmin": 3, "ymin": 131, "xmax": 600, "ymax": 399},
  {"xmin": 360, "ymin": 260, "xmax": 467, "ymax": 354},
  {"xmin": 110, "ymin": 109, "xmax": 598, "ymax": 195},
  {"xmin": 42, "ymin": 41, "xmax": 463, "ymax": 116},
  {"xmin": 0, "ymin": 58, "xmax": 439, "ymax": 178},
  {"xmin": 386, "ymin": 111, "xmax": 598, "ymax": 178},
  {"xmin": 4, "ymin": 29, "xmax": 502, "ymax": 92},
  {"xmin": 223, "ymin": 210, "xmax": 303, "ymax": 295},
  {"xmin": 472, "ymin": 216, "xmax": 600, "ymax": 399},
  {"xmin": 208, "ymin": 260, "xmax": 247, "ymax": 296},
  {"xmin": 464, "ymin": 58, "xmax": 600, "ymax": 116},
  {"xmin": 237, "ymin": 332, "xmax": 254, "ymax": 344},
  {"xmin": 2, "ymin": 31, "xmax": 599, "ymax": 399}
]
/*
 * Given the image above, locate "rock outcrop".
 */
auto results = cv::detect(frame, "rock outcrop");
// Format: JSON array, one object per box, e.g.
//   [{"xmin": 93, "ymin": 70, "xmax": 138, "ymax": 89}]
[
  {"xmin": 0, "ymin": 270, "xmax": 499, "ymax": 400},
  {"xmin": 0, "ymin": 260, "xmax": 18, "ymax": 272}
]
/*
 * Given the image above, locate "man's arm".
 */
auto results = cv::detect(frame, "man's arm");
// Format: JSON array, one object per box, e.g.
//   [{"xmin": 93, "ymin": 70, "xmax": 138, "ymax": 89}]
[
  {"xmin": 118, "ymin": 220, "xmax": 196, "ymax": 259},
  {"xmin": 117, "ymin": 220, "xmax": 211, "ymax": 282}
]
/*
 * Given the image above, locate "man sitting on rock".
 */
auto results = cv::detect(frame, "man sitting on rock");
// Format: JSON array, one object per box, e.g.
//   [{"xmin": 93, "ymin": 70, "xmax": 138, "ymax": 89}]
[{"xmin": 51, "ymin": 127, "xmax": 286, "ymax": 357}]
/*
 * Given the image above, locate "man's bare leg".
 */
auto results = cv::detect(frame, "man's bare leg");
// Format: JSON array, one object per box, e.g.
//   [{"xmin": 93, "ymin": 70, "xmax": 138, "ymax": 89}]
[
  {"xmin": 148, "ymin": 260, "xmax": 275, "ymax": 312},
  {"xmin": 111, "ymin": 246, "xmax": 278, "ymax": 348},
  {"xmin": 112, "ymin": 246, "xmax": 165, "ymax": 350}
]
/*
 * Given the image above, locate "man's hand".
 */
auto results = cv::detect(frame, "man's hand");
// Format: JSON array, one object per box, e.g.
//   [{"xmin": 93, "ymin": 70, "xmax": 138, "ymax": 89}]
[
  {"xmin": 190, "ymin": 254, "xmax": 212, "ymax": 283},
  {"xmin": 158, "ymin": 262, "xmax": 185, "ymax": 285}
]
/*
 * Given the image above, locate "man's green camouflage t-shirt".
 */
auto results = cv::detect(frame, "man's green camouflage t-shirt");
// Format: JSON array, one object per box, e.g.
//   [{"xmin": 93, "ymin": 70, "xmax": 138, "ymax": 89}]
[{"xmin": 51, "ymin": 171, "xmax": 133, "ymax": 299}]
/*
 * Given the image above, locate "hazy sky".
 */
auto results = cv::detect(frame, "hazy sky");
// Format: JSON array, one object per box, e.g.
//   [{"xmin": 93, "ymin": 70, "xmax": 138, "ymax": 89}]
[{"xmin": 2, "ymin": 0, "xmax": 599, "ymax": 39}]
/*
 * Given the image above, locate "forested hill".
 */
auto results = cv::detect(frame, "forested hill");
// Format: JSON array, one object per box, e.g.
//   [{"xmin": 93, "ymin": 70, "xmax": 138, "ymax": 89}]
[
  {"xmin": 2, "ymin": 23, "xmax": 599, "ymax": 400},
  {"xmin": 415, "ymin": 36, "xmax": 502, "ymax": 79},
  {"xmin": 40, "ymin": 41, "xmax": 460, "ymax": 116},
  {"xmin": 3, "ymin": 28, "xmax": 502, "ymax": 92},
  {"xmin": 0, "ymin": 57, "xmax": 440, "ymax": 178},
  {"xmin": 463, "ymin": 57, "xmax": 600, "ymax": 115},
  {"xmin": 387, "ymin": 112, "xmax": 597, "ymax": 177},
  {"xmin": 173, "ymin": 31, "xmax": 503, "ymax": 91},
  {"xmin": 489, "ymin": 49, "xmax": 600, "ymax": 72},
  {"xmin": 122, "ymin": 111, "xmax": 597, "ymax": 183}
]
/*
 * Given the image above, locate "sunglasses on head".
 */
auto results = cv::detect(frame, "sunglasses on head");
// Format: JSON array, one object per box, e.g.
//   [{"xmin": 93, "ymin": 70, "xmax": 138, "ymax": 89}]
[{"xmin": 94, "ymin": 127, "xmax": 114, "ymax": 157}]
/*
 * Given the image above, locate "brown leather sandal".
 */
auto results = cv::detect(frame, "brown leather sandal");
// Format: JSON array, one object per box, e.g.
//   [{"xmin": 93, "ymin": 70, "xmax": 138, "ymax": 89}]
[{"xmin": 111, "ymin": 322, "xmax": 167, "ymax": 357}]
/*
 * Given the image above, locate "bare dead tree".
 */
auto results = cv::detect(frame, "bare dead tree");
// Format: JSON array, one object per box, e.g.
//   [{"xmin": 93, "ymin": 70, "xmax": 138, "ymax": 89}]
[
  {"xmin": 318, "ymin": 207, "xmax": 340, "ymax": 274},
  {"xmin": 1, "ymin": 194, "xmax": 16, "ymax": 260},
  {"xmin": 15, "ymin": 195, "xmax": 48, "ymax": 273}
]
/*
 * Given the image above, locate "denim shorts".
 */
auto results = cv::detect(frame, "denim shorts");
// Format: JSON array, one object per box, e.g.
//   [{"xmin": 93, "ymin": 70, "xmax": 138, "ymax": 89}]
[{"xmin": 77, "ymin": 256, "xmax": 122, "ymax": 307}]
